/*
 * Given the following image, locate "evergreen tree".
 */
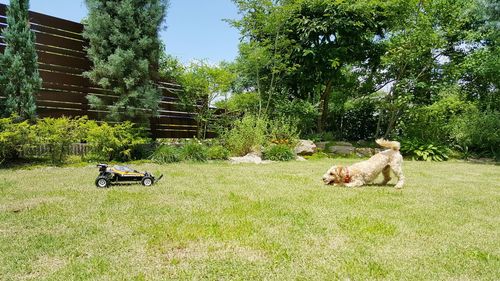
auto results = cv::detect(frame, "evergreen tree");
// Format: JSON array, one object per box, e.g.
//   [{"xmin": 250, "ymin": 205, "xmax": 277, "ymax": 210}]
[
  {"xmin": 83, "ymin": 0, "xmax": 168, "ymax": 123},
  {"xmin": 0, "ymin": 0, "xmax": 41, "ymax": 120}
]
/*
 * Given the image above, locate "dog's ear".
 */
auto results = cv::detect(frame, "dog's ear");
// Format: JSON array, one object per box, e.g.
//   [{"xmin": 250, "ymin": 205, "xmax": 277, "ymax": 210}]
[
  {"xmin": 332, "ymin": 165, "xmax": 345, "ymax": 183},
  {"xmin": 328, "ymin": 165, "xmax": 338, "ymax": 175},
  {"xmin": 335, "ymin": 165, "xmax": 343, "ymax": 176}
]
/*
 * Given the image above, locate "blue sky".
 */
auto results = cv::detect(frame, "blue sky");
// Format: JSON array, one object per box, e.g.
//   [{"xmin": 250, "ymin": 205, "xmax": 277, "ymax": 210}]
[{"xmin": 0, "ymin": 0, "xmax": 241, "ymax": 64}]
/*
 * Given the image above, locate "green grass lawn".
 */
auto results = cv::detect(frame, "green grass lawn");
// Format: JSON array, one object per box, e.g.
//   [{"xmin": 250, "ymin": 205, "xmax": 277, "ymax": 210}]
[{"xmin": 0, "ymin": 159, "xmax": 499, "ymax": 280}]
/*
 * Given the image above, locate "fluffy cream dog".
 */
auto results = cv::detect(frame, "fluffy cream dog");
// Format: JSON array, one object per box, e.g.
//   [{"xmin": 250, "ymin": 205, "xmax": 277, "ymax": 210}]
[{"xmin": 322, "ymin": 139, "xmax": 405, "ymax": 188}]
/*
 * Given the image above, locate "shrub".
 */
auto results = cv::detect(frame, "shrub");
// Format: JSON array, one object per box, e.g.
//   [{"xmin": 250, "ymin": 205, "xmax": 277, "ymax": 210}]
[
  {"xmin": 336, "ymin": 96, "xmax": 379, "ymax": 141},
  {"xmin": 306, "ymin": 131, "xmax": 335, "ymax": 142},
  {"xmin": 450, "ymin": 110, "xmax": 500, "ymax": 159},
  {"xmin": 180, "ymin": 140, "xmax": 208, "ymax": 162},
  {"xmin": 150, "ymin": 145, "xmax": 182, "ymax": 164},
  {"xmin": 0, "ymin": 116, "xmax": 32, "ymax": 164},
  {"xmin": 33, "ymin": 117, "xmax": 86, "ymax": 165},
  {"xmin": 273, "ymin": 99, "xmax": 318, "ymax": 135},
  {"xmin": 84, "ymin": 121, "xmax": 150, "ymax": 162},
  {"xmin": 207, "ymin": 145, "xmax": 230, "ymax": 160},
  {"xmin": 263, "ymin": 144, "xmax": 295, "ymax": 161},
  {"xmin": 401, "ymin": 92, "xmax": 475, "ymax": 144},
  {"xmin": 401, "ymin": 139, "xmax": 449, "ymax": 161},
  {"xmin": 225, "ymin": 115, "xmax": 267, "ymax": 156},
  {"xmin": 304, "ymin": 151, "xmax": 332, "ymax": 160},
  {"xmin": 267, "ymin": 117, "xmax": 300, "ymax": 148},
  {"xmin": 215, "ymin": 91, "xmax": 260, "ymax": 115}
]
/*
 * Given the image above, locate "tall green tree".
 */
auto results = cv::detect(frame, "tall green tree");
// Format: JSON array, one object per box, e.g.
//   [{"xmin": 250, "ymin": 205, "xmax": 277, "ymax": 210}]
[
  {"xmin": 177, "ymin": 60, "xmax": 235, "ymax": 138},
  {"xmin": 231, "ymin": 0, "xmax": 401, "ymax": 132},
  {"xmin": 373, "ymin": 0, "xmax": 446, "ymax": 138},
  {"xmin": 83, "ymin": 0, "xmax": 168, "ymax": 123},
  {"xmin": 0, "ymin": 0, "xmax": 41, "ymax": 120},
  {"xmin": 458, "ymin": 0, "xmax": 499, "ymax": 111},
  {"xmin": 374, "ymin": 0, "xmax": 496, "ymax": 138}
]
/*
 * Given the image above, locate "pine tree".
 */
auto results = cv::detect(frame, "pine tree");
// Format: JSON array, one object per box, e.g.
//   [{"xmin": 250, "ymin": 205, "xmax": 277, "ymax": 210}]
[
  {"xmin": 0, "ymin": 0, "xmax": 41, "ymax": 120},
  {"xmin": 83, "ymin": 0, "xmax": 168, "ymax": 123}
]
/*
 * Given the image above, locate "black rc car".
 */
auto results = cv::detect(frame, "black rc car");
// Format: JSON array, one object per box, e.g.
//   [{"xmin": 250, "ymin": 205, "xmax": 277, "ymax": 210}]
[{"xmin": 95, "ymin": 164, "xmax": 163, "ymax": 188}]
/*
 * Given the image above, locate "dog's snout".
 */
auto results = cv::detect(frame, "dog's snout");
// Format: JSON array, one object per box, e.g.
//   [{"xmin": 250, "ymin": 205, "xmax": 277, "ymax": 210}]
[{"xmin": 322, "ymin": 175, "xmax": 329, "ymax": 183}]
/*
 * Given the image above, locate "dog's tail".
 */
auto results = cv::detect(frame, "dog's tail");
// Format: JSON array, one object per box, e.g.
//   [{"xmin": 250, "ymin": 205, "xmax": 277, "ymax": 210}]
[{"xmin": 376, "ymin": 139, "xmax": 400, "ymax": 151}]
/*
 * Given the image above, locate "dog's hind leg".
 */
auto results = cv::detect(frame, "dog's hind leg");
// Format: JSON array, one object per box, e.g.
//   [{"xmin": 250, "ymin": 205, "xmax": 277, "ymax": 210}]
[
  {"xmin": 390, "ymin": 163, "xmax": 405, "ymax": 189},
  {"xmin": 381, "ymin": 165, "xmax": 391, "ymax": 185}
]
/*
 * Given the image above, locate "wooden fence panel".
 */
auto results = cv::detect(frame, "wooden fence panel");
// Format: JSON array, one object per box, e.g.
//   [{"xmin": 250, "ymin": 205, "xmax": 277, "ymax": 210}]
[{"xmin": 0, "ymin": 3, "xmax": 213, "ymax": 139}]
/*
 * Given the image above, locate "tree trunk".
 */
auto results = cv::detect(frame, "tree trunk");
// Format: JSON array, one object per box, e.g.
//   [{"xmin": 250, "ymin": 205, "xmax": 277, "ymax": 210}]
[
  {"xmin": 375, "ymin": 109, "xmax": 384, "ymax": 137},
  {"xmin": 384, "ymin": 109, "xmax": 398, "ymax": 139},
  {"xmin": 317, "ymin": 79, "xmax": 333, "ymax": 133}
]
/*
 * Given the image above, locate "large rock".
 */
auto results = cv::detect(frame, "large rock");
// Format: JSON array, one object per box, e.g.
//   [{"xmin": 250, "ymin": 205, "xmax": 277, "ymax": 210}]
[
  {"xmin": 355, "ymin": 140, "xmax": 371, "ymax": 147},
  {"xmin": 229, "ymin": 152, "xmax": 272, "ymax": 164},
  {"xmin": 294, "ymin": 140, "xmax": 317, "ymax": 156},
  {"xmin": 334, "ymin": 141, "xmax": 353, "ymax": 147},
  {"xmin": 315, "ymin": 141, "xmax": 328, "ymax": 151},
  {"xmin": 295, "ymin": 156, "xmax": 307, "ymax": 161},
  {"xmin": 355, "ymin": 147, "xmax": 375, "ymax": 157},
  {"xmin": 329, "ymin": 145, "xmax": 355, "ymax": 155},
  {"xmin": 249, "ymin": 147, "xmax": 263, "ymax": 158},
  {"xmin": 355, "ymin": 147, "xmax": 383, "ymax": 157}
]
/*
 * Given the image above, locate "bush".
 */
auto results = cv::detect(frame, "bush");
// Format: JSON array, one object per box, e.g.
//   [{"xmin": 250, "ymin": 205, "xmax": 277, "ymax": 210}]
[
  {"xmin": 267, "ymin": 117, "xmax": 300, "ymax": 148},
  {"xmin": 150, "ymin": 145, "xmax": 182, "ymax": 164},
  {"xmin": 450, "ymin": 110, "xmax": 500, "ymax": 159},
  {"xmin": 306, "ymin": 131, "xmax": 335, "ymax": 142},
  {"xmin": 304, "ymin": 151, "xmax": 332, "ymax": 160},
  {"xmin": 0, "ymin": 117, "xmax": 153, "ymax": 164},
  {"xmin": 0, "ymin": 116, "xmax": 32, "ymax": 164},
  {"xmin": 336, "ymin": 96, "xmax": 379, "ymax": 141},
  {"xmin": 33, "ymin": 117, "xmax": 86, "ymax": 165},
  {"xmin": 224, "ymin": 115, "xmax": 267, "ymax": 156},
  {"xmin": 263, "ymin": 144, "xmax": 295, "ymax": 161},
  {"xmin": 273, "ymin": 99, "xmax": 318, "ymax": 135},
  {"xmin": 400, "ymin": 92, "xmax": 475, "ymax": 144},
  {"xmin": 207, "ymin": 145, "xmax": 230, "ymax": 160},
  {"xmin": 84, "ymin": 121, "xmax": 150, "ymax": 162},
  {"xmin": 180, "ymin": 140, "xmax": 208, "ymax": 162},
  {"xmin": 215, "ymin": 91, "xmax": 260, "ymax": 115},
  {"xmin": 401, "ymin": 139, "xmax": 449, "ymax": 161}
]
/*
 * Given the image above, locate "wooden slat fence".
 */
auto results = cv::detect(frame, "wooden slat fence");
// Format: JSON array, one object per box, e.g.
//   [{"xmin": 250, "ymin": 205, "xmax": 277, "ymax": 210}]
[{"xmin": 0, "ymin": 3, "xmax": 211, "ymax": 138}]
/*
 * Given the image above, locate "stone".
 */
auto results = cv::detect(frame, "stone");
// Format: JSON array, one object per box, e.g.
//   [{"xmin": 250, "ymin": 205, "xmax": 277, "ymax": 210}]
[
  {"xmin": 229, "ymin": 152, "xmax": 271, "ymax": 164},
  {"xmin": 334, "ymin": 141, "xmax": 353, "ymax": 147},
  {"xmin": 295, "ymin": 156, "xmax": 307, "ymax": 161},
  {"xmin": 294, "ymin": 140, "xmax": 317, "ymax": 156},
  {"xmin": 355, "ymin": 140, "xmax": 371, "ymax": 147},
  {"xmin": 354, "ymin": 147, "xmax": 383, "ymax": 157},
  {"xmin": 355, "ymin": 147, "xmax": 374, "ymax": 157},
  {"xmin": 329, "ymin": 145, "xmax": 355, "ymax": 155},
  {"xmin": 315, "ymin": 141, "xmax": 328, "ymax": 151}
]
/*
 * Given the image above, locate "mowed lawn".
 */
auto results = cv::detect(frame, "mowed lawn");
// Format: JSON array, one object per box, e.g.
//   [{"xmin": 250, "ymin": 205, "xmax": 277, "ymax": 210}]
[{"xmin": 0, "ymin": 159, "xmax": 499, "ymax": 280}]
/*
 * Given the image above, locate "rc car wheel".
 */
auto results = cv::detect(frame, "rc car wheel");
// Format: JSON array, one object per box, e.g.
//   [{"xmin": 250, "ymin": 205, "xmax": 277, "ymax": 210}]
[
  {"xmin": 95, "ymin": 176, "xmax": 110, "ymax": 188},
  {"xmin": 141, "ymin": 176, "xmax": 154, "ymax": 186}
]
